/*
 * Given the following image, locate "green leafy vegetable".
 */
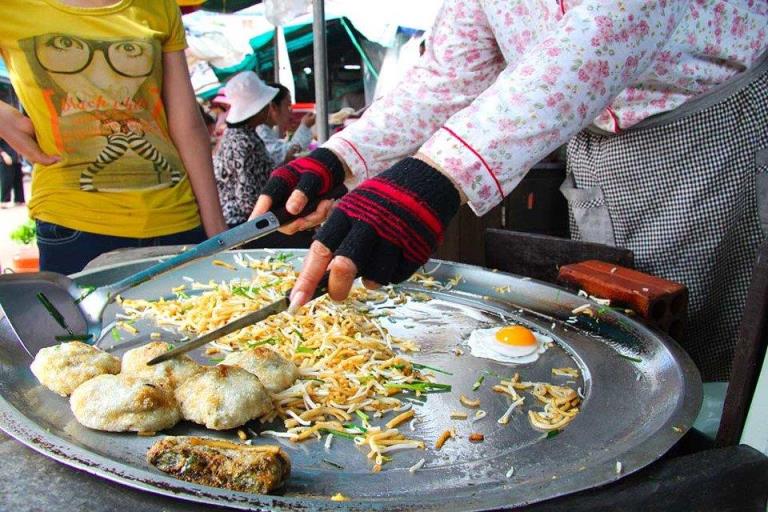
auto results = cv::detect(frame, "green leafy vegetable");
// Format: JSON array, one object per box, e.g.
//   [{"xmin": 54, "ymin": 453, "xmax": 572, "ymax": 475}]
[
  {"xmin": 296, "ymin": 345, "xmax": 315, "ymax": 354},
  {"xmin": 319, "ymin": 428, "xmax": 356, "ymax": 440},
  {"xmin": 36, "ymin": 292, "xmax": 72, "ymax": 335},
  {"xmin": 74, "ymin": 286, "xmax": 96, "ymax": 304},
  {"xmin": 385, "ymin": 381, "xmax": 452, "ymax": 393},
  {"xmin": 10, "ymin": 220, "xmax": 35, "ymax": 245},
  {"xmin": 54, "ymin": 334, "xmax": 93, "ymax": 342},
  {"xmin": 275, "ymin": 252, "xmax": 294, "ymax": 263},
  {"xmin": 412, "ymin": 363, "xmax": 453, "ymax": 375},
  {"xmin": 472, "ymin": 374, "xmax": 485, "ymax": 391},
  {"xmin": 248, "ymin": 337, "xmax": 277, "ymax": 347},
  {"xmin": 111, "ymin": 328, "xmax": 122, "ymax": 342}
]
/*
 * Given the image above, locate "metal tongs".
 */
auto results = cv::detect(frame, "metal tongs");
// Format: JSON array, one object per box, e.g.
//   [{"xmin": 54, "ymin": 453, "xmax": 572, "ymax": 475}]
[{"xmin": 0, "ymin": 185, "xmax": 346, "ymax": 357}]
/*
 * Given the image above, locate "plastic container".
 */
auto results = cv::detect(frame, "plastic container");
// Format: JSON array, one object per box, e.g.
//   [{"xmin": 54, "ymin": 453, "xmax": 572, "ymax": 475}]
[{"xmin": 11, "ymin": 245, "xmax": 39, "ymax": 273}]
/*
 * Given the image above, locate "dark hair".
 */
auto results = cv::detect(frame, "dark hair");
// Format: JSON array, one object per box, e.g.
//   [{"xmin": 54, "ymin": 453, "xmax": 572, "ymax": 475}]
[
  {"xmin": 198, "ymin": 104, "xmax": 215, "ymax": 126},
  {"xmin": 266, "ymin": 82, "xmax": 291, "ymax": 106},
  {"xmin": 226, "ymin": 118, "xmax": 250, "ymax": 129}
]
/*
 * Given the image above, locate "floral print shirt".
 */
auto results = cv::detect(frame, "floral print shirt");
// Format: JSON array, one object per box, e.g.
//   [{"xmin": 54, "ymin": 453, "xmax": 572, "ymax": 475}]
[
  {"xmin": 324, "ymin": 0, "xmax": 768, "ymax": 215},
  {"xmin": 214, "ymin": 126, "xmax": 273, "ymax": 226}
]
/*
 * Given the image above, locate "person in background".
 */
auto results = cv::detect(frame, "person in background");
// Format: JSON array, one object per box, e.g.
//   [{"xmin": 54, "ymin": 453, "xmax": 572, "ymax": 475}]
[
  {"xmin": 256, "ymin": 83, "xmax": 315, "ymax": 166},
  {"xmin": 210, "ymin": 88, "xmax": 230, "ymax": 156},
  {"xmin": 213, "ymin": 71, "xmax": 277, "ymax": 228},
  {"xmin": 0, "ymin": 0, "xmax": 227, "ymax": 274},
  {"xmin": 198, "ymin": 104, "xmax": 217, "ymax": 150},
  {"xmin": 0, "ymin": 137, "xmax": 24, "ymax": 208},
  {"xmin": 253, "ymin": 0, "xmax": 768, "ymax": 382}
]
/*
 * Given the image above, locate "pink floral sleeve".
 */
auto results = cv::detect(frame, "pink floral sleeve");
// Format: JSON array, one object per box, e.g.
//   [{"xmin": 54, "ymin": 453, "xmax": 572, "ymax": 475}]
[
  {"xmin": 421, "ymin": 1, "xmax": 689, "ymax": 215},
  {"xmin": 324, "ymin": 0, "xmax": 505, "ymax": 189}
]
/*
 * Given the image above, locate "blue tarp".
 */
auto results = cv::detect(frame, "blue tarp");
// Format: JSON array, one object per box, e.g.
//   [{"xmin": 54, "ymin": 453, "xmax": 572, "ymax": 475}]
[{"xmin": 0, "ymin": 59, "xmax": 9, "ymax": 83}]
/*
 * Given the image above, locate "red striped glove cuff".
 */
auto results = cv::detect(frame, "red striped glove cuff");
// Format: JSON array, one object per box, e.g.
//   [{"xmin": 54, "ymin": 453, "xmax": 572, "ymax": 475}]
[{"xmin": 315, "ymin": 158, "xmax": 460, "ymax": 285}]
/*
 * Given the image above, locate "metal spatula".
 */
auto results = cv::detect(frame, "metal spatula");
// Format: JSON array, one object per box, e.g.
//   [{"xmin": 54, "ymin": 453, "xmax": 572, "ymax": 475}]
[{"xmin": 0, "ymin": 185, "xmax": 346, "ymax": 357}]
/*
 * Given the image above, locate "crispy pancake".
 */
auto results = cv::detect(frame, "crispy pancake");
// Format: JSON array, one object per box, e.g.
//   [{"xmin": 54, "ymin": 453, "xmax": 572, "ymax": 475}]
[
  {"xmin": 147, "ymin": 436, "xmax": 290, "ymax": 494},
  {"xmin": 70, "ymin": 374, "xmax": 181, "ymax": 432},
  {"xmin": 31, "ymin": 341, "xmax": 121, "ymax": 397},
  {"xmin": 121, "ymin": 342, "xmax": 202, "ymax": 388},
  {"xmin": 220, "ymin": 347, "xmax": 299, "ymax": 393},
  {"xmin": 175, "ymin": 365, "xmax": 274, "ymax": 430}
]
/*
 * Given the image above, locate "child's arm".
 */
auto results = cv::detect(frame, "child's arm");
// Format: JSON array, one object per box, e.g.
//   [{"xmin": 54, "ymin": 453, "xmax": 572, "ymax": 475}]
[{"xmin": 162, "ymin": 50, "xmax": 227, "ymax": 237}]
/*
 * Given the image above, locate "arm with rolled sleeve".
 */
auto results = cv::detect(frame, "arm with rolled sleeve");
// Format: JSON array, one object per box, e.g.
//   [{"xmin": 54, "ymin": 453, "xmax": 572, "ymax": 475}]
[
  {"xmin": 323, "ymin": 0, "xmax": 505, "ymax": 188},
  {"xmin": 419, "ymin": 1, "xmax": 688, "ymax": 215}
]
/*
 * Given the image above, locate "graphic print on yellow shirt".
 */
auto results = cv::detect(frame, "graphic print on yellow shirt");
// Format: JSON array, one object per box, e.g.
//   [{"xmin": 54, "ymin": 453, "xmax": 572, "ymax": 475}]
[{"xmin": 20, "ymin": 33, "xmax": 183, "ymax": 193}]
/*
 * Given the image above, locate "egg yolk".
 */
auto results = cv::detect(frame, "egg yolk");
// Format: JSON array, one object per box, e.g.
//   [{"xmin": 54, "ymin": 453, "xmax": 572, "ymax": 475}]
[{"xmin": 495, "ymin": 325, "xmax": 537, "ymax": 346}]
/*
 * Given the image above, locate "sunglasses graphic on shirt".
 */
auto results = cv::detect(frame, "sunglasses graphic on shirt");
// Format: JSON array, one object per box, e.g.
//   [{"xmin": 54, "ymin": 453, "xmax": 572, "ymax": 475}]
[{"xmin": 34, "ymin": 34, "xmax": 155, "ymax": 78}]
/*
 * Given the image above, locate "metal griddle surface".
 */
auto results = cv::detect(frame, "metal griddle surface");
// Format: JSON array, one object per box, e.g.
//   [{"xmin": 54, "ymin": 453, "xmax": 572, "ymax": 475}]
[{"xmin": 0, "ymin": 250, "xmax": 701, "ymax": 511}]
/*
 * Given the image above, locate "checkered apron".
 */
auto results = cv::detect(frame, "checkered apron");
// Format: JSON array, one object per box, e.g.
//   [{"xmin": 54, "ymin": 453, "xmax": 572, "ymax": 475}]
[{"xmin": 563, "ymin": 52, "xmax": 768, "ymax": 382}]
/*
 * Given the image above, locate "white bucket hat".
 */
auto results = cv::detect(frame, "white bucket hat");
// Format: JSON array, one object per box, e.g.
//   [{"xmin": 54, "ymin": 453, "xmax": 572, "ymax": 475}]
[{"xmin": 225, "ymin": 71, "xmax": 279, "ymax": 123}]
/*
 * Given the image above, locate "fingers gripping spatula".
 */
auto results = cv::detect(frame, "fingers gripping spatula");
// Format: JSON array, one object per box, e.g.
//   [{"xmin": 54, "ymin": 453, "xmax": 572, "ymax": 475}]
[{"xmin": 0, "ymin": 185, "xmax": 346, "ymax": 357}]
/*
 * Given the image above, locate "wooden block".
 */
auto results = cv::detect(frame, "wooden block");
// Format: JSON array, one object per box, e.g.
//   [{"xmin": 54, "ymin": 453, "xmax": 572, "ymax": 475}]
[
  {"xmin": 484, "ymin": 229, "xmax": 634, "ymax": 283},
  {"xmin": 557, "ymin": 260, "xmax": 688, "ymax": 339}
]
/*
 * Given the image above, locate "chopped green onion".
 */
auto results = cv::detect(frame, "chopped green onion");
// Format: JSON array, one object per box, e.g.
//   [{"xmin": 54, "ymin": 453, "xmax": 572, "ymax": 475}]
[
  {"xmin": 412, "ymin": 363, "xmax": 453, "ymax": 375},
  {"xmin": 36, "ymin": 292, "xmax": 72, "ymax": 334},
  {"xmin": 54, "ymin": 334, "xmax": 93, "ymax": 342},
  {"xmin": 379, "ymin": 455, "xmax": 393, "ymax": 463},
  {"xmin": 74, "ymin": 286, "xmax": 96, "ymax": 304},
  {"xmin": 208, "ymin": 357, "xmax": 225, "ymax": 363},
  {"xmin": 175, "ymin": 291, "xmax": 190, "ymax": 299},
  {"xmin": 305, "ymin": 378, "xmax": 325, "ymax": 383},
  {"xmin": 296, "ymin": 345, "xmax": 315, "ymax": 354},
  {"xmin": 111, "ymin": 327, "xmax": 122, "ymax": 342},
  {"xmin": 472, "ymin": 374, "xmax": 485, "ymax": 391},
  {"xmin": 166, "ymin": 343, "xmax": 175, "ymax": 351},
  {"xmin": 319, "ymin": 428, "xmax": 356, "ymax": 440},
  {"xmin": 248, "ymin": 337, "xmax": 277, "ymax": 347},
  {"xmin": 292, "ymin": 329, "xmax": 305, "ymax": 341},
  {"xmin": 355, "ymin": 410, "xmax": 370, "ymax": 422},
  {"xmin": 275, "ymin": 252, "xmax": 294, "ymax": 263},
  {"xmin": 343, "ymin": 423, "xmax": 367, "ymax": 433},
  {"xmin": 322, "ymin": 458, "xmax": 344, "ymax": 470},
  {"xmin": 546, "ymin": 429, "xmax": 561, "ymax": 439},
  {"xmin": 619, "ymin": 354, "xmax": 643, "ymax": 363},
  {"xmin": 385, "ymin": 381, "xmax": 452, "ymax": 393},
  {"xmin": 232, "ymin": 286, "xmax": 255, "ymax": 298},
  {"xmin": 392, "ymin": 364, "xmax": 405, "ymax": 370}
]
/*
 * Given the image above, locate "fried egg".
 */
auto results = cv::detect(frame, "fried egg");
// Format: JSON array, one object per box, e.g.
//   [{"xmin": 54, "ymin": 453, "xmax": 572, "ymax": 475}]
[{"xmin": 467, "ymin": 325, "xmax": 552, "ymax": 364}]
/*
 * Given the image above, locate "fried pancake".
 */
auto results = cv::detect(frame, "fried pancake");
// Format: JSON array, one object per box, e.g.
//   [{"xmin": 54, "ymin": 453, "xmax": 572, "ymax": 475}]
[
  {"xmin": 147, "ymin": 436, "xmax": 290, "ymax": 494},
  {"xmin": 220, "ymin": 347, "xmax": 299, "ymax": 393},
  {"xmin": 31, "ymin": 341, "xmax": 121, "ymax": 397},
  {"xmin": 175, "ymin": 365, "xmax": 274, "ymax": 430},
  {"xmin": 70, "ymin": 374, "xmax": 181, "ymax": 432},
  {"xmin": 121, "ymin": 342, "xmax": 202, "ymax": 388}
]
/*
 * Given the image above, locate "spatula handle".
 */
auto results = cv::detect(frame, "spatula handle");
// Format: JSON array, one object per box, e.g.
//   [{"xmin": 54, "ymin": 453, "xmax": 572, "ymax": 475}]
[{"xmin": 103, "ymin": 185, "xmax": 347, "ymax": 300}]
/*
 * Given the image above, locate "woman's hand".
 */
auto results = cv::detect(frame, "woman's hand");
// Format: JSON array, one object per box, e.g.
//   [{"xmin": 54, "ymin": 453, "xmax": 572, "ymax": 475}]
[
  {"xmin": 0, "ymin": 102, "xmax": 59, "ymax": 165},
  {"xmin": 250, "ymin": 148, "xmax": 345, "ymax": 234},
  {"xmin": 287, "ymin": 157, "xmax": 461, "ymax": 310}
]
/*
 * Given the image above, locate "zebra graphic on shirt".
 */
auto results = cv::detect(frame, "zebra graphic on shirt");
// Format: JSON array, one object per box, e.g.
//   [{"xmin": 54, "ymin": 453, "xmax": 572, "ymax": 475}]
[{"xmin": 80, "ymin": 118, "xmax": 182, "ymax": 191}]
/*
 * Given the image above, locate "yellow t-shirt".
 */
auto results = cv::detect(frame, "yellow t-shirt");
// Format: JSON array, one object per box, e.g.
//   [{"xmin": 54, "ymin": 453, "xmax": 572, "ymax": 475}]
[{"xmin": 0, "ymin": 0, "xmax": 201, "ymax": 237}]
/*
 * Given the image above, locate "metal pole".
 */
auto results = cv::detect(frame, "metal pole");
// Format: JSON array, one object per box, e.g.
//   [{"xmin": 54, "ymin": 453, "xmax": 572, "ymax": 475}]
[
  {"xmin": 312, "ymin": 0, "xmax": 330, "ymax": 142},
  {"xmin": 273, "ymin": 27, "xmax": 280, "ymax": 82}
]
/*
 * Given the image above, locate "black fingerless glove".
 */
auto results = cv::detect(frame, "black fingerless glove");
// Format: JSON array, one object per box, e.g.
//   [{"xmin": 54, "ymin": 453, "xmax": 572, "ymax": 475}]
[
  {"xmin": 315, "ymin": 158, "xmax": 460, "ymax": 285},
  {"xmin": 260, "ymin": 148, "xmax": 346, "ymax": 207}
]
